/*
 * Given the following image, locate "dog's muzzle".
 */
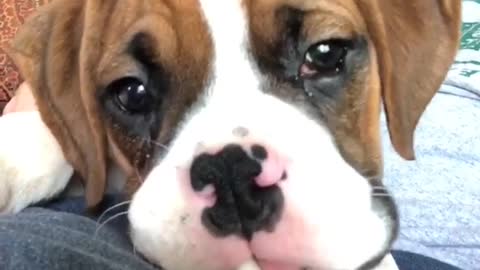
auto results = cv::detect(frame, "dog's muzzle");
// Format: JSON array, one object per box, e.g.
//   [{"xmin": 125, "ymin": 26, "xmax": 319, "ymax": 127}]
[{"xmin": 129, "ymin": 139, "xmax": 398, "ymax": 270}]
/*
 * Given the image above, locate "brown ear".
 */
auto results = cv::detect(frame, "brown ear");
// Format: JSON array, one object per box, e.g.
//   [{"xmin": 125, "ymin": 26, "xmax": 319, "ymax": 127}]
[
  {"xmin": 6, "ymin": 1, "xmax": 107, "ymax": 208},
  {"xmin": 357, "ymin": 0, "xmax": 462, "ymax": 160}
]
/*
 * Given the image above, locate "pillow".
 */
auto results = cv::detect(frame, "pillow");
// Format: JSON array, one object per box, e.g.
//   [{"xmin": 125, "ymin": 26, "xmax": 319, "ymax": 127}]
[{"xmin": 0, "ymin": 0, "xmax": 51, "ymax": 112}]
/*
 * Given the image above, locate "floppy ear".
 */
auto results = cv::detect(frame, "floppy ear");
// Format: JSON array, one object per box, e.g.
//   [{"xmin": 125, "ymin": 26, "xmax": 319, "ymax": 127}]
[
  {"xmin": 6, "ymin": 1, "xmax": 108, "ymax": 209},
  {"xmin": 358, "ymin": 0, "xmax": 462, "ymax": 160}
]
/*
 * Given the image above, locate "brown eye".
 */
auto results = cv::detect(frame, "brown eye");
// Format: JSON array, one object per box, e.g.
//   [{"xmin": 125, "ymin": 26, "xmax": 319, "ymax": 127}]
[
  {"xmin": 108, "ymin": 77, "xmax": 154, "ymax": 114},
  {"xmin": 300, "ymin": 40, "xmax": 349, "ymax": 77}
]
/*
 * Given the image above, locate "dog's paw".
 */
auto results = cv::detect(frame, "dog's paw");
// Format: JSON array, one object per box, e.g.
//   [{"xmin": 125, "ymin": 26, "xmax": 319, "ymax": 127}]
[
  {"xmin": 0, "ymin": 180, "xmax": 12, "ymax": 214},
  {"xmin": 0, "ymin": 111, "xmax": 73, "ymax": 214}
]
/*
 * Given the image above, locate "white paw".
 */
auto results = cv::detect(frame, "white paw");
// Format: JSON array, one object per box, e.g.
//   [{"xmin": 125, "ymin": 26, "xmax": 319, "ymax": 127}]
[
  {"xmin": 0, "ymin": 111, "xmax": 73, "ymax": 214},
  {"xmin": 0, "ymin": 180, "xmax": 11, "ymax": 213}
]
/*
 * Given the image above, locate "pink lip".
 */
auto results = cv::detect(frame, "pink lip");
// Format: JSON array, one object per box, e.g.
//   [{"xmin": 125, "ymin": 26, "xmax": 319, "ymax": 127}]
[{"xmin": 256, "ymin": 259, "xmax": 304, "ymax": 270}]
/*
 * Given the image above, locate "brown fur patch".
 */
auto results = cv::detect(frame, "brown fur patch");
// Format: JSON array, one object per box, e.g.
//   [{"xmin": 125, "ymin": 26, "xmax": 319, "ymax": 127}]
[
  {"xmin": 245, "ymin": 0, "xmax": 461, "ymax": 180},
  {"xmin": 7, "ymin": 0, "xmax": 213, "ymax": 207}
]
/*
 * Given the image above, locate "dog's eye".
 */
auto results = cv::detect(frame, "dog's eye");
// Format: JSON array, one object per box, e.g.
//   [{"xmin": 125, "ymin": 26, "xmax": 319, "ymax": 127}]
[
  {"xmin": 300, "ymin": 40, "xmax": 349, "ymax": 77},
  {"xmin": 108, "ymin": 77, "xmax": 154, "ymax": 114}
]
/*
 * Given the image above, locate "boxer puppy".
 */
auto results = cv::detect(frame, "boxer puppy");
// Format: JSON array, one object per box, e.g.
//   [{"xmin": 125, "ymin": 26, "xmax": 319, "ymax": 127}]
[{"xmin": 2, "ymin": 0, "xmax": 461, "ymax": 269}]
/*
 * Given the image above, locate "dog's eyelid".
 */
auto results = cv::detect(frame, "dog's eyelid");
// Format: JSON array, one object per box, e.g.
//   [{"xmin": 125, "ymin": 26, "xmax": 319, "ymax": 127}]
[
  {"xmin": 120, "ymin": 67, "xmax": 149, "ymax": 86},
  {"xmin": 97, "ymin": 66, "xmax": 149, "ymax": 96},
  {"xmin": 302, "ymin": 35, "xmax": 363, "ymax": 56}
]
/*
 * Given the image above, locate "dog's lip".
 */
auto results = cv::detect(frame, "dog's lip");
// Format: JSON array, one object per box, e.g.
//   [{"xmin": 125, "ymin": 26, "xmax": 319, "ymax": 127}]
[{"xmin": 253, "ymin": 259, "xmax": 316, "ymax": 270}]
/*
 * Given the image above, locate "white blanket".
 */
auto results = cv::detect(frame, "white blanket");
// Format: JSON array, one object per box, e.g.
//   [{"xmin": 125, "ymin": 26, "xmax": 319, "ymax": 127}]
[{"xmin": 384, "ymin": 2, "xmax": 480, "ymax": 269}]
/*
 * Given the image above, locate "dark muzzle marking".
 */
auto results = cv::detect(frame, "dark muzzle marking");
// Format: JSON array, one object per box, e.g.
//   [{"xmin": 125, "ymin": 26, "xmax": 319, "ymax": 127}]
[{"xmin": 190, "ymin": 144, "xmax": 284, "ymax": 239}]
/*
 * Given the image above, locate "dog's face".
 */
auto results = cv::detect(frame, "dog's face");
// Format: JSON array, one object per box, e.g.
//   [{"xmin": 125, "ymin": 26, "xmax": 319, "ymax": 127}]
[{"xmin": 8, "ymin": 0, "xmax": 461, "ymax": 269}]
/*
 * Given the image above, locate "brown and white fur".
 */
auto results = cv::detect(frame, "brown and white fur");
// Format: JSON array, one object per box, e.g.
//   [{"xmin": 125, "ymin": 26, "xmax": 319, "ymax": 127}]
[{"xmin": 0, "ymin": 0, "xmax": 461, "ymax": 269}]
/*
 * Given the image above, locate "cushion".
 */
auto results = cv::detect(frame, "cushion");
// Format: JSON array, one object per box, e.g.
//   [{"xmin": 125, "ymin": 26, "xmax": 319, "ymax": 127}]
[{"xmin": 0, "ymin": 0, "xmax": 51, "ymax": 112}]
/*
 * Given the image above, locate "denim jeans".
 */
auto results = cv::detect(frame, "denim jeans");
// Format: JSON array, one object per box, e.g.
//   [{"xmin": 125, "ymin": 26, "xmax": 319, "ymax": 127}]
[{"xmin": 0, "ymin": 195, "xmax": 463, "ymax": 270}]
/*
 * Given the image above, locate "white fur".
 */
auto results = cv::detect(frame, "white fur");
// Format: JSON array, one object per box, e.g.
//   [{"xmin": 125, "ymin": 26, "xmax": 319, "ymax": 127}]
[
  {"xmin": 0, "ymin": 112, "xmax": 73, "ymax": 214},
  {"xmin": 129, "ymin": 1, "xmax": 396, "ymax": 269}
]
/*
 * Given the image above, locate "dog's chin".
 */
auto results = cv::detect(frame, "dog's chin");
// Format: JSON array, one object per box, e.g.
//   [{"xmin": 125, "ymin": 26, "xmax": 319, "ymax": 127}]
[
  {"xmin": 128, "ymin": 176, "xmax": 397, "ymax": 270},
  {"xmin": 130, "ymin": 235, "xmax": 394, "ymax": 270},
  {"xmin": 131, "ymin": 239, "xmax": 395, "ymax": 270},
  {"xmin": 129, "ymin": 201, "xmax": 396, "ymax": 270}
]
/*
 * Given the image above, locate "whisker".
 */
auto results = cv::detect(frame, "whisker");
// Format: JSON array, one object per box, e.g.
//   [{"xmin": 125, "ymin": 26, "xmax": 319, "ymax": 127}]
[
  {"xmin": 371, "ymin": 193, "xmax": 394, "ymax": 198},
  {"xmin": 94, "ymin": 211, "xmax": 129, "ymax": 238},
  {"xmin": 134, "ymin": 168, "xmax": 144, "ymax": 184},
  {"xmin": 144, "ymin": 138, "xmax": 170, "ymax": 152},
  {"xmin": 370, "ymin": 186, "xmax": 394, "ymax": 198},
  {"xmin": 97, "ymin": 200, "xmax": 132, "ymax": 224}
]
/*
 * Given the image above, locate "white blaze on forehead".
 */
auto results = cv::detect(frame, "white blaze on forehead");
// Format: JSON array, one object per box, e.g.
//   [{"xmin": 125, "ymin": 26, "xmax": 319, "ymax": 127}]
[{"xmin": 198, "ymin": 0, "xmax": 260, "ymax": 101}]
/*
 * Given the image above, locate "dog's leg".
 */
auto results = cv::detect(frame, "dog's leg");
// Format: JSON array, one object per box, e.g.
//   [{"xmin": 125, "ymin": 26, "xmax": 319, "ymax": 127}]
[{"xmin": 0, "ymin": 111, "xmax": 73, "ymax": 214}]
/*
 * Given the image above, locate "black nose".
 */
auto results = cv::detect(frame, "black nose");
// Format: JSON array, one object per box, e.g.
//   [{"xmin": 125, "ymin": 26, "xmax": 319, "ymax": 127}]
[{"xmin": 190, "ymin": 144, "xmax": 284, "ymax": 239}]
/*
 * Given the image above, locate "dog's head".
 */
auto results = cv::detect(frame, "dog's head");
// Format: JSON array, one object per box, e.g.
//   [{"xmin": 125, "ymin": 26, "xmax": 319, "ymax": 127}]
[{"xmin": 8, "ymin": 0, "xmax": 461, "ymax": 269}]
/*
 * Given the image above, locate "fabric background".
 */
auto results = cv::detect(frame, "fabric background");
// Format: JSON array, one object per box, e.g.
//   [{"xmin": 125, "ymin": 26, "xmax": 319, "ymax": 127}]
[
  {"xmin": 384, "ymin": 2, "xmax": 480, "ymax": 268},
  {"xmin": 0, "ymin": 0, "xmax": 50, "ymax": 112},
  {"xmin": 445, "ymin": 0, "xmax": 480, "ymax": 95}
]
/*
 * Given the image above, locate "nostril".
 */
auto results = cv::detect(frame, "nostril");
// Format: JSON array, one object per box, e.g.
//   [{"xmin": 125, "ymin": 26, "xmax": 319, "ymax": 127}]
[
  {"xmin": 253, "ymin": 146, "xmax": 287, "ymax": 187},
  {"xmin": 251, "ymin": 144, "xmax": 268, "ymax": 160},
  {"xmin": 190, "ymin": 154, "xmax": 226, "ymax": 192}
]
